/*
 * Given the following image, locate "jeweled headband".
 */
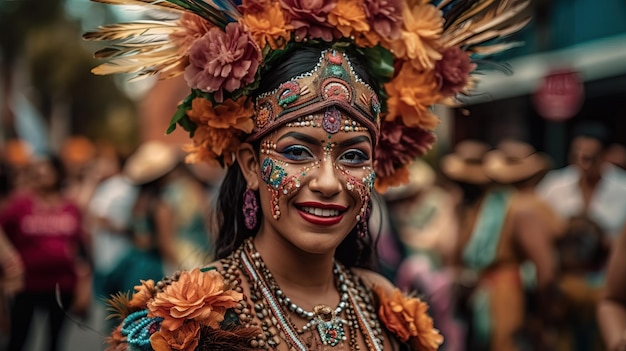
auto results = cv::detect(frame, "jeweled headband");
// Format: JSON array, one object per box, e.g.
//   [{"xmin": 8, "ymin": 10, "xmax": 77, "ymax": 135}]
[
  {"xmin": 251, "ymin": 49, "xmax": 380, "ymax": 143},
  {"xmin": 84, "ymin": 0, "xmax": 530, "ymax": 191}
]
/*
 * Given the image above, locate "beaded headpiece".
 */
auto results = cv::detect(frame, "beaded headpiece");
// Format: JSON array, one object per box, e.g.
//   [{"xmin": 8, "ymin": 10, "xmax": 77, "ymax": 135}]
[
  {"xmin": 252, "ymin": 49, "xmax": 380, "ymax": 143},
  {"xmin": 84, "ymin": 0, "xmax": 531, "ymax": 191}
]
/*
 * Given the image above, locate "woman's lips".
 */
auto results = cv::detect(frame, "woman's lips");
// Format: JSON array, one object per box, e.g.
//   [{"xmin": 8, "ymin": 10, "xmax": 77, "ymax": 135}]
[{"xmin": 295, "ymin": 202, "xmax": 346, "ymax": 226}]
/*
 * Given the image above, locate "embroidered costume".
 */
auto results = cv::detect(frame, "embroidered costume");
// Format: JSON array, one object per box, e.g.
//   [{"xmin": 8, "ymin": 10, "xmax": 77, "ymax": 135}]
[{"xmin": 84, "ymin": 0, "xmax": 530, "ymax": 350}]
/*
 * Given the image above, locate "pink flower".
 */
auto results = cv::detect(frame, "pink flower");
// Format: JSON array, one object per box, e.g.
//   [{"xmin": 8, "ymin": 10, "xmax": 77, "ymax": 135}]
[
  {"xmin": 374, "ymin": 119, "xmax": 436, "ymax": 178},
  {"xmin": 435, "ymin": 46, "xmax": 477, "ymax": 96},
  {"xmin": 363, "ymin": 0, "xmax": 403, "ymax": 40},
  {"xmin": 184, "ymin": 22, "xmax": 261, "ymax": 102},
  {"xmin": 279, "ymin": 0, "xmax": 339, "ymax": 41}
]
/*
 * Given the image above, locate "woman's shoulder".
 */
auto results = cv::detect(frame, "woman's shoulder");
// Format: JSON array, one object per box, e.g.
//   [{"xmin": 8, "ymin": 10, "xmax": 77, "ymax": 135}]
[{"xmin": 350, "ymin": 267, "xmax": 396, "ymax": 294}]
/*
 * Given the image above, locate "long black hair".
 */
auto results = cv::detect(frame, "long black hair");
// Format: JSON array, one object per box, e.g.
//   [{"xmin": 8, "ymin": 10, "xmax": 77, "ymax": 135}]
[{"xmin": 214, "ymin": 44, "xmax": 379, "ymax": 269}]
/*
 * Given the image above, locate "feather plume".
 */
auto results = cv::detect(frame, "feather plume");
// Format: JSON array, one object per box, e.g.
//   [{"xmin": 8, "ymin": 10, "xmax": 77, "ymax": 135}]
[
  {"xmin": 105, "ymin": 291, "xmax": 132, "ymax": 321},
  {"xmin": 441, "ymin": 0, "xmax": 531, "ymax": 51},
  {"xmin": 469, "ymin": 41, "xmax": 524, "ymax": 56},
  {"xmin": 83, "ymin": 21, "xmax": 178, "ymax": 41},
  {"xmin": 90, "ymin": 0, "xmax": 184, "ymax": 11}
]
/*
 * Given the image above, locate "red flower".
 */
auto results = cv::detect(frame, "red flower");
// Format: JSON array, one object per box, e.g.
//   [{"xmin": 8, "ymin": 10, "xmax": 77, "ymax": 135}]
[
  {"xmin": 435, "ymin": 46, "xmax": 477, "ymax": 96},
  {"xmin": 374, "ymin": 119, "xmax": 435, "ymax": 191},
  {"xmin": 279, "ymin": 0, "xmax": 339, "ymax": 41},
  {"xmin": 184, "ymin": 22, "xmax": 261, "ymax": 102}
]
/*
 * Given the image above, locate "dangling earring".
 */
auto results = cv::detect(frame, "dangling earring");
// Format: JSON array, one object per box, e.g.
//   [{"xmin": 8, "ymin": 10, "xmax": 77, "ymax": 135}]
[
  {"xmin": 243, "ymin": 188, "xmax": 259, "ymax": 230},
  {"xmin": 357, "ymin": 201, "xmax": 371, "ymax": 238}
]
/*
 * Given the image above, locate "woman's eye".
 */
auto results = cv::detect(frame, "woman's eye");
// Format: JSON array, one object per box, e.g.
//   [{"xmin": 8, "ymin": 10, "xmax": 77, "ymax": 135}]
[
  {"xmin": 279, "ymin": 145, "xmax": 314, "ymax": 161},
  {"xmin": 339, "ymin": 149, "xmax": 369, "ymax": 165}
]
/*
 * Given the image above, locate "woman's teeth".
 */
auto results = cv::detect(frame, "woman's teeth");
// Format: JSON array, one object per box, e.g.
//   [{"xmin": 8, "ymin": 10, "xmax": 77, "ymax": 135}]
[{"xmin": 301, "ymin": 207, "xmax": 340, "ymax": 217}]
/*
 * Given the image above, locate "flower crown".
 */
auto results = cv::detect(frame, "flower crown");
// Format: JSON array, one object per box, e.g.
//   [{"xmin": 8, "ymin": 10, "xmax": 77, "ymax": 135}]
[{"xmin": 85, "ymin": 0, "xmax": 530, "ymax": 191}]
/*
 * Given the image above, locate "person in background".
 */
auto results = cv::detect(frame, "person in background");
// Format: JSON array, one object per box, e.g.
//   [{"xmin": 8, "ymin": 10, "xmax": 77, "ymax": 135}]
[
  {"xmin": 598, "ymin": 224, "xmax": 626, "ymax": 351},
  {"xmin": 443, "ymin": 139, "xmax": 557, "ymax": 351},
  {"xmin": 105, "ymin": 141, "xmax": 181, "ymax": 295},
  {"xmin": 84, "ymin": 146, "xmax": 138, "ymax": 338},
  {"xmin": 604, "ymin": 143, "xmax": 626, "ymax": 171},
  {"xmin": 483, "ymin": 139, "xmax": 563, "ymax": 350},
  {"xmin": 537, "ymin": 121, "xmax": 626, "ymax": 242},
  {"xmin": 385, "ymin": 159, "xmax": 464, "ymax": 351},
  {"xmin": 537, "ymin": 121, "xmax": 626, "ymax": 351},
  {"xmin": 0, "ymin": 155, "xmax": 90, "ymax": 351}
]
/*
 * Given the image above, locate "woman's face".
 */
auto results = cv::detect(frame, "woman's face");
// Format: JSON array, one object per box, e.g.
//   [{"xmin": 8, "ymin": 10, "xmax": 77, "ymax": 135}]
[
  {"xmin": 30, "ymin": 158, "xmax": 59, "ymax": 191},
  {"xmin": 252, "ymin": 109, "xmax": 375, "ymax": 254}
]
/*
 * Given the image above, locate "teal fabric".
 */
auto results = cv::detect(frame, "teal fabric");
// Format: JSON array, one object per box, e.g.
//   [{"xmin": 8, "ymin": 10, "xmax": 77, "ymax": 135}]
[{"xmin": 462, "ymin": 188, "xmax": 513, "ymax": 271}]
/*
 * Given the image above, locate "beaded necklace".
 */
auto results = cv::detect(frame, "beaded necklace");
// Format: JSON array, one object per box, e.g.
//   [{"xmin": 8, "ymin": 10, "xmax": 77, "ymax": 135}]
[{"xmin": 239, "ymin": 238, "xmax": 385, "ymax": 351}]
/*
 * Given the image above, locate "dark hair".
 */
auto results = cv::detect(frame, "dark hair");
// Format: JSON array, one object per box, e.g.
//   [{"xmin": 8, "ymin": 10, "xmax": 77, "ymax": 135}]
[
  {"xmin": 571, "ymin": 120, "xmax": 611, "ymax": 149},
  {"xmin": 41, "ymin": 154, "xmax": 67, "ymax": 191},
  {"xmin": 214, "ymin": 45, "xmax": 378, "ymax": 269}
]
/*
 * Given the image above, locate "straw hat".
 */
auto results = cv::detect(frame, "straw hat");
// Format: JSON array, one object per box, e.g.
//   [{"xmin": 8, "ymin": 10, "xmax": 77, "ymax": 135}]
[
  {"xmin": 440, "ymin": 140, "xmax": 492, "ymax": 185},
  {"xmin": 383, "ymin": 159, "xmax": 436, "ymax": 202},
  {"xmin": 484, "ymin": 139, "xmax": 551, "ymax": 184},
  {"xmin": 123, "ymin": 141, "xmax": 181, "ymax": 185}
]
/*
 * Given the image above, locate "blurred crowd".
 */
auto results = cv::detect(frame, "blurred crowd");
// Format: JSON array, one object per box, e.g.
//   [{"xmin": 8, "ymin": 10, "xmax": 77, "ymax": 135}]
[
  {"xmin": 0, "ymin": 136, "xmax": 224, "ymax": 351},
  {"xmin": 0, "ymin": 119, "xmax": 626, "ymax": 351}
]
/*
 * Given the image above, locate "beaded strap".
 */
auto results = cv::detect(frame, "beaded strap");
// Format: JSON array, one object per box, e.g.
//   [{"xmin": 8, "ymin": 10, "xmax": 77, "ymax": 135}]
[{"xmin": 120, "ymin": 310, "xmax": 164, "ymax": 351}]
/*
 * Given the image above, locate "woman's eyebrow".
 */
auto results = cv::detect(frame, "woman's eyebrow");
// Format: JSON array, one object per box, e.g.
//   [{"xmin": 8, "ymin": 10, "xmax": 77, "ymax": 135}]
[
  {"xmin": 338, "ymin": 135, "xmax": 371, "ymax": 148},
  {"xmin": 277, "ymin": 131, "xmax": 320, "ymax": 145}
]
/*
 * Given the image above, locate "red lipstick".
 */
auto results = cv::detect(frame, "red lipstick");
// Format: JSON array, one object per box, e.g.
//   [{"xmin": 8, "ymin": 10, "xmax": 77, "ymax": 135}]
[{"xmin": 295, "ymin": 202, "xmax": 347, "ymax": 226}]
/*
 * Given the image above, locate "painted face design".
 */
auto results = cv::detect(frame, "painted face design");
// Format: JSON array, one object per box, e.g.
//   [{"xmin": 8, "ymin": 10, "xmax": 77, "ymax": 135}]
[{"xmin": 259, "ymin": 108, "xmax": 376, "ymax": 221}]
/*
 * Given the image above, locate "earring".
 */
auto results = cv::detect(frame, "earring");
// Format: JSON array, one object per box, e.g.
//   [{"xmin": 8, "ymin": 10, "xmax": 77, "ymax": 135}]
[
  {"xmin": 357, "ymin": 201, "xmax": 371, "ymax": 238},
  {"xmin": 243, "ymin": 188, "xmax": 258, "ymax": 230}
]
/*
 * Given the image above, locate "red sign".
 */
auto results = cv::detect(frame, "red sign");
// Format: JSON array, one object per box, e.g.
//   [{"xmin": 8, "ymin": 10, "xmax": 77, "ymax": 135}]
[{"xmin": 533, "ymin": 69, "xmax": 584, "ymax": 121}]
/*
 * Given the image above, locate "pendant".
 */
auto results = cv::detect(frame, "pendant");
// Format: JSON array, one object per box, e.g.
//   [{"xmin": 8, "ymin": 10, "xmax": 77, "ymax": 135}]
[{"xmin": 314, "ymin": 305, "xmax": 346, "ymax": 347}]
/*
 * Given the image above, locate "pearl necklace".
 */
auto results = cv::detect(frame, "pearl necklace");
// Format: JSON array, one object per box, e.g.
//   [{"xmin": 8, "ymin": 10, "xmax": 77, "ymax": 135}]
[
  {"xmin": 240, "ymin": 238, "xmax": 384, "ymax": 350},
  {"xmin": 274, "ymin": 266, "xmax": 350, "ymax": 334}
]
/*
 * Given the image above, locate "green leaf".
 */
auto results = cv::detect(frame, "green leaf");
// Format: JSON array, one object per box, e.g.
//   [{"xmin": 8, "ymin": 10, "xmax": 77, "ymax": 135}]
[{"xmin": 167, "ymin": 103, "xmax": 189, "ymax": 135}]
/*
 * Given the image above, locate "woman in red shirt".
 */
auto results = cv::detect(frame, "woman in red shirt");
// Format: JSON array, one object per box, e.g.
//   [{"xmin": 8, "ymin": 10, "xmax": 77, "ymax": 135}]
[{"xmin": 0, "ymin": 155, "xmax": 89, "ymax": 351}]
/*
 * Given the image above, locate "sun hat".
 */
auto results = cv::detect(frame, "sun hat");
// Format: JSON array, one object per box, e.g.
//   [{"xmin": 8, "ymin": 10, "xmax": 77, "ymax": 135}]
[
  {"xmin": 123, "ymin": 140, "xmax": 182, "ymax": 185},
  {"xmin": 484, "ymin": 139, "xmax": 551, "ymax": 184},
  {"xmin": 440, "ymin": 139, "xmax": 492, "ymax": 185},
  {"xmin": 84, "ymin": 0, "xmax": 531, "ymax": 192}
]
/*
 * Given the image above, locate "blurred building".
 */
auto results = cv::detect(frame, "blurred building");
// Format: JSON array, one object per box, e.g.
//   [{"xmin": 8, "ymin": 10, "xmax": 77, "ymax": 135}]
[{"xmin": 449, "ymin": 0, "xmax": 626, "ymax": 167}]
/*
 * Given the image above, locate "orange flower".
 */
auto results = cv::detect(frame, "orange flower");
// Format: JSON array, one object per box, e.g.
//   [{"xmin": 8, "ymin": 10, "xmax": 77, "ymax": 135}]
[
  {"xmin": 386, "ymin": 4, "xmax": 443, "ymax": 70},
  {"xmin": 105, "ymin": 324, "xmax": 128, "ymax": 351},
  {"xmin": 354, "ymin": 30, "xmax": 381, "ymax": 48},
  {"xmin": 241, "ymin": 2, "xmax": 292, "ymax": 50},
  {"xmin": 328, "ymin": 0, "xmax": 370, "ymax": 38},
  {"xmin": 187, "ymin": 96, "xmax": 254, "ymax": 133},
  {"xmin": 128, "ymin": 280, "xmax": 156, "ymax": 310},
  {"xmin": 374, "ymin": 165, "xmax": 409, "ymax": 193},
  {"xmin": 150, "ymin": 320, "xmax": 201, "ymax": 351},
  {"xmin": 374, "ymin": 286, "xmax": 443, "ymax": 351},
  {"xmin": 171, "ymin": 13, "xmax": 214, "ymax": 56},
  {"xmin": 147, "ymin": 269, "xmax": 243, "ymax": 331},
  {"xmin": 384, "ymin": 62, "xmax": 440, "ymax": 130}
]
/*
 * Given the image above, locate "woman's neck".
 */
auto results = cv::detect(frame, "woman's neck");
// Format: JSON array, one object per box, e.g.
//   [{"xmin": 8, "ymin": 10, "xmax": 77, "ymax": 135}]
[{"xmin": 253, "ymin": 232, "xmax": 337, "ymax": 294}]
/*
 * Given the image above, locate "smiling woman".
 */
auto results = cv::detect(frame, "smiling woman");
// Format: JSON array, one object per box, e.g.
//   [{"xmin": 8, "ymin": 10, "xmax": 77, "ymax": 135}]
[{"xmin": 83, "ymin": 0, "xmax": 531, "ymax": 350}]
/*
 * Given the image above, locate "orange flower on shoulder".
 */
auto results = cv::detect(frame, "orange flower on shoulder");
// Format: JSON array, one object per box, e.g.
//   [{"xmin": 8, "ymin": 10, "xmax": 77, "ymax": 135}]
[
  {"xmin": 374, "ymin": 286, "xmax": 443, "ymax": 351},
  {"xmin": 147, "ymin": 269, "xmax": 243, "ymax": 332},
  {"xmin": 386, "ymin": 4, "xmax": 443, "ymax": 70},
  {"xmin": 128, "ymin": 279, "xmax": 156, "ymax": 310},
  {"xmin": 150, "ymin": 320, "xmax": 201, "ymax": 351},
  {"xmin": 187, "ymin": 96, "xmax": 255, "ymax": 133},
  {"xmin": 384, "ymin": 62, "xmax": 441, "ymax": 130},
  {"xmin": 328, "ymin": 0, "xmax": 370, "ymax": 38},
  {"xmin": 241, "ymin": 2, "xmax": 292, "ymax": 50}
]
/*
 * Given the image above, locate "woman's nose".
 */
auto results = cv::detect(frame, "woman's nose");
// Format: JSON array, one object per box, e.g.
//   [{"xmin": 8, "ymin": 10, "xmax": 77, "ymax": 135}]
[{"xmin": 308, "ymin": 158, "xmax": 342, "ymax": 197}]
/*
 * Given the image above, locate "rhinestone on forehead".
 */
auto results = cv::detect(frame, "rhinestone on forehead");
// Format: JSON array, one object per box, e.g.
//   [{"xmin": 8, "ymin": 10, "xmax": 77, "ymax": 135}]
[{"xmin": 250, "ymin": 49, "xmax": 380, "ymax": 144}]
